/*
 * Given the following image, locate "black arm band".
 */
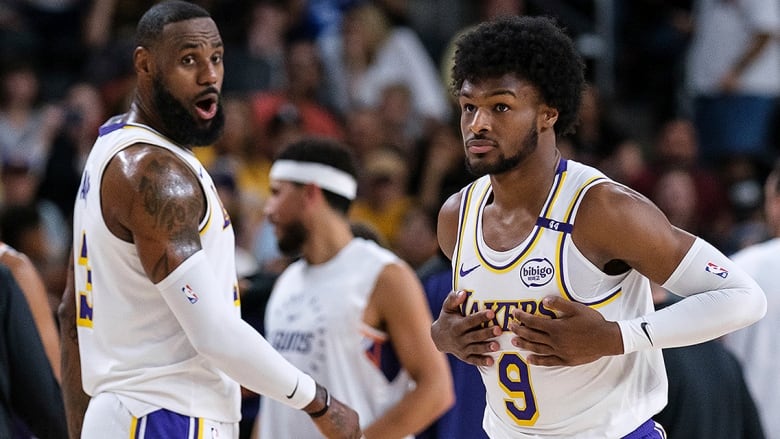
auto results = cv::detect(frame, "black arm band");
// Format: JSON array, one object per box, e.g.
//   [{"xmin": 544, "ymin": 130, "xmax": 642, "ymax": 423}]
[{"xmin": 307, "ymin": 387, "xmax": 331, "ymax": 418}]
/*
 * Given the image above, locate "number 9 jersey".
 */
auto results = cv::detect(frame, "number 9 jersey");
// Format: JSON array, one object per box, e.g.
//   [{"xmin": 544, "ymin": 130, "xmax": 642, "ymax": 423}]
[{"xmin": 452, "ymin": 159, "xmax": 667, "ymax": 438}]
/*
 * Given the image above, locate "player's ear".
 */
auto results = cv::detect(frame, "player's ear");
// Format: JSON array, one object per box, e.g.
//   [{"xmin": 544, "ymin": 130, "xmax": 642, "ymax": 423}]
[
  {"xmin": 303, "ymin": 183, "xmax": 323, "ymax": 203},
  {"xmin": 134, "ymin": 47, "xmax": 153, "ymax": 77},
  {"xmin": 538, "ymin": 106, "xmax": 558, "ymax": 130}
]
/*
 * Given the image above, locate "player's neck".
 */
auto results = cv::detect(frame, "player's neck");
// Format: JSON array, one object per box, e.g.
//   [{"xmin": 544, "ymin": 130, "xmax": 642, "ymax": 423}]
[
  {"xmin": 302, "ymin": 214, "xmax": 353, "ymax": 265},
  {"xmin": 490, "ymin": 145, "xmax": 560, "ymax": 209}
]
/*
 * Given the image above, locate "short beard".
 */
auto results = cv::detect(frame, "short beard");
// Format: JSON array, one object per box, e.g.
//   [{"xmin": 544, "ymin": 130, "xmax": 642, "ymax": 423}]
[
  {"xmin": 276, "ymin": 220, "xmax": 308, "ymax": 257},
  {"xmin": 466, "ymin": 125, "xmax": 538, "ymax": 176},
  {"xmin": 152, "ymin": 76, "xmax": 225, "ymax": 147}
]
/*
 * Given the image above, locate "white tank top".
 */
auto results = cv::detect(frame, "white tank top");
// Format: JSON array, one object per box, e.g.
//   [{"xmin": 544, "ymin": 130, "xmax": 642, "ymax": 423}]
[
  {"xmin": 453, "ymin": 159, "xmax": 667, "ymax": 438},
  {"xmin": 72, "ymin": 117, "xmax": 241, "ymax": 421},
  {"xmin": 259, "ymin": 238, "xmax": 413, "ymax": 439}
]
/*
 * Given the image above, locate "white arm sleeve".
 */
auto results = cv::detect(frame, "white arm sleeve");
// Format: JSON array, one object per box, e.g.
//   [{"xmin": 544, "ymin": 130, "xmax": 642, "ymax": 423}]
[
  {"xmin": 155, "ymin": 250, "xmax": 316, "ymax": 409},
  {"xmin": 618, "ymin": 238, "xmax": 766, "ymax": 354}
]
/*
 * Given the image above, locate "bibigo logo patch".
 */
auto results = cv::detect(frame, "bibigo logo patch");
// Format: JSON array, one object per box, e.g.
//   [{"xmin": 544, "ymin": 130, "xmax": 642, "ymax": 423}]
[{"xmin": 520, "ymin": 258, "xmax": 555, "ymax": 287}]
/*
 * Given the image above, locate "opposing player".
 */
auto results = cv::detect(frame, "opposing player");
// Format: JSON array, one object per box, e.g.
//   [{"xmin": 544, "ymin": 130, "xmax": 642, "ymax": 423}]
[
  {"xmin": 59, "ymin": 2, "xmax": 361, "ymax": 438},
  {"xmin": 256, "ymin": 138, "xmax": 453, "ymax": 438},
  {"xmin": 431, "ymin": 16, "xmax": 766, "ymax": 438}
]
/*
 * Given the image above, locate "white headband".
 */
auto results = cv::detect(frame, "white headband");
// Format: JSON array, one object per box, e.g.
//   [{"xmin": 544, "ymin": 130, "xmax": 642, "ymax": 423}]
[{"xmin": 269, "ymin": 160, "xmax": 357, "ymax": 200}]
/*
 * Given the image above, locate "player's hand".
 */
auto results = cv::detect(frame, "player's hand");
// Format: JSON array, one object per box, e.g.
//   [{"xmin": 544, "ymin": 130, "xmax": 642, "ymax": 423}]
[
  {"xmin": 509, "ymin": 295, "xmax": 623, "ymax": 366},
  {"xmin": 311, "ymin": 396, "xmax": 362, "ymax": 439},
  {"xmin": 431, "ymin": 290, "xmax": 501, "ymax": 367}
]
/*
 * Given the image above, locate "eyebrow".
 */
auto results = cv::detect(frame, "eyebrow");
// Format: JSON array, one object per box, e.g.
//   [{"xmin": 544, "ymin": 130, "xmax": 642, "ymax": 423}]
[
  {"xmin": 459, "ymin": 89, "xmax": 517, "ymax": 99},
  {"xmin": 178, "ymin": 39, "xmax": 224, "ymax": 51}
]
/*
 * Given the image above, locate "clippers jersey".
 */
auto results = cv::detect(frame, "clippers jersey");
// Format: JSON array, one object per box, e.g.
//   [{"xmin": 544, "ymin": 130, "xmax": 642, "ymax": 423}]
[
  {"xmin": 259, "ymin": 238, "xmax": 412, "ymax": 439},
  {"xmin": 72, "ymin": 116, "xmax": 241, "ymax": 422},
  {"xmin": 453, "ymin": 159, "xmax": 667, "ymax": 438}
]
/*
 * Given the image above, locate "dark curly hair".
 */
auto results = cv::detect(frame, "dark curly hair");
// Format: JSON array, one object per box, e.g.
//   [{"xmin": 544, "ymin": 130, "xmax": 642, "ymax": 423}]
[{"xmin": 451, "ymin": 15, "xmax": 585, "ymax": 136}]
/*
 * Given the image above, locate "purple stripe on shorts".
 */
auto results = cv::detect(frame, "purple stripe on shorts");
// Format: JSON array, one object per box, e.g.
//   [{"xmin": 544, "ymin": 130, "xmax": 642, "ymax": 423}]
[
  {"xmin": 622, "ymin": 419, "xmax": 666, "ymax": 439},
  {"xmin": 142, "ymin": 409, "xmax": 191, "ymax": 438}
]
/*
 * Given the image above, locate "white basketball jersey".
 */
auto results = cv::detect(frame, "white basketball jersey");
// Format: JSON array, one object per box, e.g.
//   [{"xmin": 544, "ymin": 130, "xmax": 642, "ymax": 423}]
[
  {"xmin": 454, "ymin": 159, "xmax": 667, "ymax": 438},
  {"xmin": 72, "ymin": 116, "xmax": 241, "ymax": 422},
  {"xmin": 259, "ymin": 238, "xmax": 413, "ymax": 439}
]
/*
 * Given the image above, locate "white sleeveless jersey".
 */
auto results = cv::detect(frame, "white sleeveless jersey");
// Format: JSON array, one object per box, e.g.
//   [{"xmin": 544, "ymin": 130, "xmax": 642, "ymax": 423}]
[
  {"xmin": 259, "ymin": 238, "xmax": 413, "ymax": 439},
  {"xmin": 72, "ymin": 116, "xmax": 241, "ymax": 421},
  {"xmin": 454, "ymin": 159, "xmax": 667, "ymax": 438}
]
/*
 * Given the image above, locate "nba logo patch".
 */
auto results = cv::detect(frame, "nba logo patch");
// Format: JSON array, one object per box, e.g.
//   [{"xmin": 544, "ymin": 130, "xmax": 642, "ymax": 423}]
[
  {"xmin": 705, "ymin": 262, "xmax": 729, "ymax": 279},
  {"xmin": 182, "ymin": 284, "xmax": 199, "ymax": 304}
]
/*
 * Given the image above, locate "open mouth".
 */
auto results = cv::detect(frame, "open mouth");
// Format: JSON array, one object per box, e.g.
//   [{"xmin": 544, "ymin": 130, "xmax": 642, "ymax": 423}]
[{"xmin": 195, "ymin": 96, "xmax": 217, "ymax": 120}]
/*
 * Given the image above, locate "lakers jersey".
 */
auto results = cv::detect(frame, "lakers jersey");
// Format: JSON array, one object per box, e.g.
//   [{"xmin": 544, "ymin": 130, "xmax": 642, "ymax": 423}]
[
  {"xmin": 72, "ymin": 116, "xmax": 241, "ymax": 422},
  {"xmin": 453, "ymin": 159, "xmax": 667, "ymax": 438},
  {"xmin": 259, "ymin": 238, "xmax": 413, "ymax": 439}
]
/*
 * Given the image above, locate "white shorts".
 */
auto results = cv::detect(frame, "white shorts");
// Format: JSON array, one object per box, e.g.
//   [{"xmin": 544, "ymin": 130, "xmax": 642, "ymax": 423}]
[{"xmin": 81, "ymin": 392, "xmax": 239, "ymax": 439}]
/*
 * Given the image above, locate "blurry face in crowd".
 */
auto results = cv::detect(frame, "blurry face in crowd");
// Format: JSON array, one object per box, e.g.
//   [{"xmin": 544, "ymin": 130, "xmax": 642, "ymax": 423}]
[
  {"xmin": 459, "ymin": 74, "xmax": 541, "ymax": 176},
  {"xmin": 151, "ymin": 18, "xmax": 225, "ymax": 146}
]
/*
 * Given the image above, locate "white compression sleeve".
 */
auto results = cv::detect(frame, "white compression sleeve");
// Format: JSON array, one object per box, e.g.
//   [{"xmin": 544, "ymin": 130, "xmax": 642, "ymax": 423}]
[
  {"xmin": 155, "ymin": 250, "xmax": 316, "ymax": 409},
  {"xmin": 618, "ymin": 238, "xmax": 766, "ymax": 354}
]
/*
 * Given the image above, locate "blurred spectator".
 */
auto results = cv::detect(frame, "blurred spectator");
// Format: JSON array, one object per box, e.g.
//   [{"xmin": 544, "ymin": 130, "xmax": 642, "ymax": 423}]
[
  {"xmin": 394, "ymin": 206, "xmax": 440, "ymax": 271},
  {"xmin": 250, "ymin": 37, "xmax": 345, "ymax": 144},
  {"xmin": 0, "ymin": 0, "xmax": 91, "ymax": 100},
  {"xmin": 343, "ymin": 105, "xmax": 390, "ymax": 161},
  {"xmin": 597, "ymin": 139, "xmax": 647, "ymax": 187},
  {"xmin": 722, "ymin": 160, "xmax": 780, "ymax": 438},
  {"xmin": 0, "ymin": 62, "xmax": 62, "ymax": 179},
  {"xmin": 37, "ymin": 81, "xmax": 107, "ymax": 224},
  {"xmin": 615, "ymin": 0, "xmax": 692, "ymax": 129},
  {"xmin": 651, "ymin": 167, "xmax": 701, "ymax": 234},
  {"xmin": 410, "ymin": 121, "xmax": 473, "ymax": 212},
  {"xmin": 685, "ymin": 0, "xmax": 780, "ymax": 165},
  {"xmin": 350, "ymin": 147, "xmax": 414, "ymax": 250},
  {"xmin": 651, "ymin": 285, "xmax": 765, "ymax": 439},
  {"xmin": 0, "ymin": 263, "xmax": 67, "ymax": 439},
  {"xmin": 720, "ymin": 156, "xmax": 772, "ymax": 254},
  {"xmin": 319, "ymin": 1, "xmax": 451, "ymax": 131},
  {"xmin": 376, "ymin": 83, "xmax": 418, "ymax": 155},
  {"xmin": 566, "ymin": 84, "xmax": 635, "ymax": 167},
  {"xmin": 223, "ymin": 0, "xmax": 291, "ymax": 94},
  {"xmin": 629, "ymin": 118, "xmax": 729, "ymax": 246}
]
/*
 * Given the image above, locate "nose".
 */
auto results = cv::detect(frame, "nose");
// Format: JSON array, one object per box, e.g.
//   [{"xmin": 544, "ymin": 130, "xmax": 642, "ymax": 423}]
[
  {"xmin": 199, "ymin": 62, "xmax": 219, "ymax": 86},
  {"xmin": 468, "ymin": 109, "xmax": 490, "ymax": 134}
]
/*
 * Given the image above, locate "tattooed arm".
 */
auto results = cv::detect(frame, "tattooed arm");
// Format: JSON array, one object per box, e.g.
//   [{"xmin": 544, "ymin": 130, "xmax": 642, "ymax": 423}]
[{"xmin": 101, "ymin": 144, "xmax": 205, "ymax": 283}]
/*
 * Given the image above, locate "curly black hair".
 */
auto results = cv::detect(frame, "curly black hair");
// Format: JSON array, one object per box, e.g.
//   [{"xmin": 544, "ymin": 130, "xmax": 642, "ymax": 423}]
[{"xmin": 451, "ymin": 15, "xmax": 585, "ymax": 136}]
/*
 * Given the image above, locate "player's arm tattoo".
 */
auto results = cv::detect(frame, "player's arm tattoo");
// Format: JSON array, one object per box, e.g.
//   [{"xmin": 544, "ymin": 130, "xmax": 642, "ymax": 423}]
[{"xmin": 137, "ymin": 156, "xmax": 204, "ymax": 280}]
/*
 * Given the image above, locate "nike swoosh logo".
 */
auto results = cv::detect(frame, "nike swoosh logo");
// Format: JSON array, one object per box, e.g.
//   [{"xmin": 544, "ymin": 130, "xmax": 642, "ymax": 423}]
[
  {"xmin": 286, "ymin": 378, "xmax": 299, "ymax": 399},
  {"xmin": 640, "ymin": 322, "xmax": 654, "ymax": 346},
  {"xmin": 459, "ymin": 263, "xmax": 480, "ymax": 277}
]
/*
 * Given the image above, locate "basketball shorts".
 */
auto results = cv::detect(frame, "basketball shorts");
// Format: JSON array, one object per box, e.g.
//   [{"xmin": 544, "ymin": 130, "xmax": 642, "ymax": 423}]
[{"xmin": 81, "ymin": 392, "xmax": 239, "ymax": 439}]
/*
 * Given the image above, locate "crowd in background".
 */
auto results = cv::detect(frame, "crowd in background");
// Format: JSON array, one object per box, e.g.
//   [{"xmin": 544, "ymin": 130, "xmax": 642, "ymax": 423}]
[{"xmin": 1, "ymin": 0, "xmax": 779, "ymax": 438}]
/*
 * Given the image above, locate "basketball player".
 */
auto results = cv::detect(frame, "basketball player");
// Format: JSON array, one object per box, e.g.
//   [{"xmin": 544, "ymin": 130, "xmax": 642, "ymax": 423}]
[
  {"xmin": 722, "ymin": 159, "xmax": 780, "ymax": 438},
  {"xmin": 58, "ymin": 2, "xmax": 361, "ymax": 438},
  {"xmin": 255, "ymin": 138, "xmax": 453, "ymax": 438},
  {"xmin": 430, "ymin": 16, "xmax": 767, "ymax": 438}
]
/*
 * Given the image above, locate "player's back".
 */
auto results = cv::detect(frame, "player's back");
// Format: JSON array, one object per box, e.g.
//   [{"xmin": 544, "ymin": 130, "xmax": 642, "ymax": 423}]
[{"xmin": 72, "ymin": 117, "xmax": 240, "ymax": 422}]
